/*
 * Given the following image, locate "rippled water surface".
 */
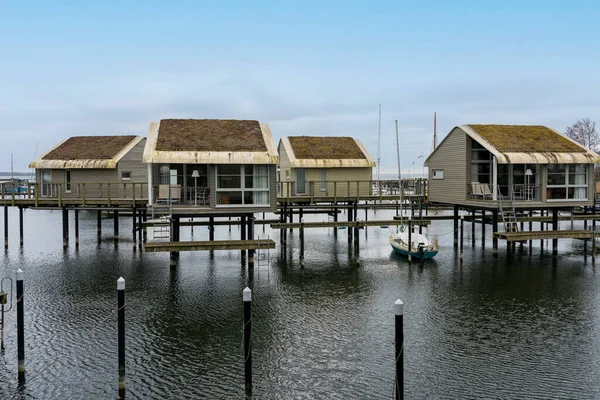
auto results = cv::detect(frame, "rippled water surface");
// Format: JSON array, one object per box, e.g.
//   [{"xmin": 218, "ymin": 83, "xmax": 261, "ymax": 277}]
[{"xmin": 1, "ymin": 207, "xmax": 600, "ymax": 399}]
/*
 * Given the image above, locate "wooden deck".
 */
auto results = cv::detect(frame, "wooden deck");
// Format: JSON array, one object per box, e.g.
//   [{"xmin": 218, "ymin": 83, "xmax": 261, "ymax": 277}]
[
  {"xmin": 493, "ymin": 230, "xmax": 595, "ymax": 242},
  {"xmin": 145, "ymin": 239, "xmax": 276, "ymax": 252},
  {"xmin": 269, "ymin": 219, "xmax": 431, "ymax": 229}
]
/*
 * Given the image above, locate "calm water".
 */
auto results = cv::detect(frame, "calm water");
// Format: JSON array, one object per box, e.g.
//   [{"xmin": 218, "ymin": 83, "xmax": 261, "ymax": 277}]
[{"xmin": 0, "ymin": 207, "xmax": 599, "ymax": 399}]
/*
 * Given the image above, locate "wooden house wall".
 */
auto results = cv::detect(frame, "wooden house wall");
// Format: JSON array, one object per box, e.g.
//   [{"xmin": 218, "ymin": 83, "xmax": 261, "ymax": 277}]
[
  {"xmin": 427, "ymin": 127, "xmax": 468, "ymax": 204},
  {"xmin": 117, "ymin": 139, "xmax": 147, "ymax": 182}
]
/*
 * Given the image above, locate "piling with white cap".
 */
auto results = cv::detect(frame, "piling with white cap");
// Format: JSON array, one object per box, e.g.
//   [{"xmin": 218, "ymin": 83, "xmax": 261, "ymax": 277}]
[
  {"xmin": 243, "ymin": 287, "xmax": 252, "ymax": 398},
  {"xmin": 117, "ymin": 277, "xmax": 125, "ymax": 399},
  {"xmin": 16, "ymin": 268, "xmax": 25, "ymax": 381},
  {"xmin": 394, "ymin": 299, "xmax": 404, "ymax": 400}
]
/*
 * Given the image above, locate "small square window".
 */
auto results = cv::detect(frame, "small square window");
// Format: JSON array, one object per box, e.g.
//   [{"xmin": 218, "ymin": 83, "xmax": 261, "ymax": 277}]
[
  {"xmin": 432, "ymin": 169, "xmax": 444, "ymax": 180},
  {"xmin": 121, "ymin": 171, "xmax": 132, "ymax": 181}
]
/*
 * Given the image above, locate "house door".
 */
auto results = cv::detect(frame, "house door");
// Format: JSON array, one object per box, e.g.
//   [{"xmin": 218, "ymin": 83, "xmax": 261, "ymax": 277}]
[
  {"xmin": 296, "ymin": 169, "xmax": 306, "ymax": 195},
  {"xmin": 41, "ymin": 170, "xmax": 52, "ymax": 197}
]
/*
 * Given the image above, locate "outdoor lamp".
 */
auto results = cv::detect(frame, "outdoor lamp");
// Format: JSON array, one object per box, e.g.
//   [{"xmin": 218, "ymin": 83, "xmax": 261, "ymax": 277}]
[{"xmin": 192, "ymin": 170, "xmax": 200, "ymax": 205}]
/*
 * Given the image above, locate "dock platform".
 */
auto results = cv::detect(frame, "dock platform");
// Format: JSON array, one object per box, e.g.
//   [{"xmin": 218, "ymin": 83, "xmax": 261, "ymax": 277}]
[{"xmin": 144, "ymin": 239, "xmax": 276, "ymax": 252}]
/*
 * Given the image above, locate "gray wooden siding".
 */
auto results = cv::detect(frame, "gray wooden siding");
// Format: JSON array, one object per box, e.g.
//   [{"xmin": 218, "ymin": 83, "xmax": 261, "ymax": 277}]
[
  {"xmin": 118, "ymin": 139, "xmax": 147, "ymax": 182},
  {"xmin": 427, "ymin": 127, "xmax": 468, "ymax": 204},
  {"xmin": 278, "ymin": 142, "xmax": 292, "ymax": 196}
]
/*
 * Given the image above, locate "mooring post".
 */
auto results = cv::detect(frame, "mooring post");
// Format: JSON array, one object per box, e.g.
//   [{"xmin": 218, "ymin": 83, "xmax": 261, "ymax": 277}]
[
  {"xmin": 552, "ymin": 209, "xmax": 558, "ymax": 258},
  {"xmin": 4, "ymin": 205, "xmax": 8, "ymax": 249},
  {"xmin": 243, "ymin": 287, "xmax": 252, "ymax": 399},
  {"xmin": 209, "ymin": 217, "xmax": 215, "ymax": 241},
  {"xmin": 333, "ymin": 207, "xmax": 338, "ymax": 238},
  {"xmin": 481, "ymin": 210, "xmax": 486, "ymax": 245},
  {"xmin": 540, "ymin": 210, "xmax": 545, "ymax": 251},
  {"xmin": 170, "ymin": 216, "xmax": 180, "ymax": 268},
  {"xmin": 18, "ymin": 206, "xmax": 24, "ymax": 247},
  {"xmin": 97, "ymin": 210, "xmax": 102, "ymax": 240},
  {"xmin": 300, "ymin": 217, "xmax": 305, "ymax": 267},
  {"xmin": 529, "ymin": 210, "xmax": 533, "ymax": 251},
  {"xmin": 137, "ymin": 210, "xmax": 143, "ymax": 249},
  {"xmin": 142, "ymin": 209, "xmax": 148, "ymax": 244},
  {"xmin": 471, "ymin": 209, "xmax": 476, "ymax": 247},
  {"xmin": 241, "ymin": 216, "xmax": 247, "ymax": 263},
  {"xmin": 394, "ymin": 299, "xmax": 404, "ymax": 400},
  {"xmin": 117, "ymin": 277, "xmax": 126, "ymax": 399},
  {"xmin": 460, "ymin": 215, "xmax": 464, "ymax": 262},
  {"xmin": 16, "ymin": 268, "xmax": 25, "ymax": 382},
  {"xmin": 62, "ymin": 207, "xmax": 69, "ymax": 248},
  {"xmin": 74, "ymin": 209, "xmax": 80, "ymax": 248},
  {"xmin": 453, "ymin": 205, "xmax": 459, "ymax": 248},
  {"xmin": 131, "ymin": 207, "xmax": 137, "ymax": 252},
  {"xmin": 113, "ymin": 209, "xmax": 119, "ymax": 240},
  {"xmin": 408, "ymin": 217, "xmax": 412, "ymax": 263},
  {"xmin": 492, "ymin": 211, "xmax": 498, "ymax": 257},
  {"xmin": 248, "ymin": 216, "xmax": 255, "ymax": 266},
  {"xmin": 348, "ymin": 203, "xmax": 353, "ymax": 247}
]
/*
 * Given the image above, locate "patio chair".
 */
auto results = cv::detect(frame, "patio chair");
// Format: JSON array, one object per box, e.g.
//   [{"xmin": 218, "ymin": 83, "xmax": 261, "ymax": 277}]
[
  {"xmin": 157, "ymin": 184, "xmax": 181, "ymax": 203},
  {"xmin": 480, "ymin": 183, "xmax": 493, "ymax": 199}
]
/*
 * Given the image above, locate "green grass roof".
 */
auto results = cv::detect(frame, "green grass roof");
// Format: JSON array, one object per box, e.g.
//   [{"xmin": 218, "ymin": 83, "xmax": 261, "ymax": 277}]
[
  {"xmin": 289, "ymin": 136, "xmax": 366, "ymax": 159},
  {"xmin": 42, "ymin": 136, "xmax": 137, "ymax": 160},
  {"xmin": 467, "ymin": 124, "xmax": 584, "ymax": 153}
]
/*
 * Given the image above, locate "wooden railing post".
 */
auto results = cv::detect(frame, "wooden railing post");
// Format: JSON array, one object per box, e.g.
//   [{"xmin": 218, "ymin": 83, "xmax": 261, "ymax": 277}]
[
  {"xmin": 310, "ymin": 181, "xmax": 314, "ymax": 204},
  {"xmin": 82, "ymin": 183, "xmax": 86, "ymax": 206},
  {"xmin": 58, "ymin": 183, "xmax": 62, "ymax": 207},
  {"xmin": 108, "ymin": 183, "xmax": 112, "ymax": 206},
  {"xmin": 34, "ymin": 183, "xmax": 39, "ymax": 207},
  {"xmin": 132, "ymin": 183, "xmax": 136, "ymax": 205},
  {"xmin": 356, "ymin": 181, "xmax": 359, "ymax": 202}
]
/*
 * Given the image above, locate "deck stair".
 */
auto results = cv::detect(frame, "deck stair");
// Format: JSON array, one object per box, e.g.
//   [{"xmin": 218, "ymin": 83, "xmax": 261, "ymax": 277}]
[
  {"xmin": 151, "ymin": 203, "xmax": 172, "ymax": 240},
  {"xmin": 499, "ymin": 186, "xmax": 519, "ymax": 233}
]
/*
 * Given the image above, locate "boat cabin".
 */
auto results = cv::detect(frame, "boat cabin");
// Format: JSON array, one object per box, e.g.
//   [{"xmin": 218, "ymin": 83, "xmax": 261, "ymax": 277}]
[
  {"xmin": 424, "ymin": 124, "xmax": 600, "ymax": 209},
  {"xmin": 142, "ymin": 119, "xmax": 278, "ymax": 212}
]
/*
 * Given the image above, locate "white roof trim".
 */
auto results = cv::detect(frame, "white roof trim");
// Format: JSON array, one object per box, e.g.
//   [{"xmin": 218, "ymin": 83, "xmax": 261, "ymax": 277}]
[
  {"xmin": 29, "ymin": 136, "xmax": 144, "ymax": 169},
  {"xmin": 424, "ymin": 125, "xmax": 600, "ymax": 166},
  {"xmin": 282, "ymin": 137, "xmax": 376, "ymax": 168},
  {"xmin": 142, "ymin": 121, "xmax": 278, "ymax": 165}
]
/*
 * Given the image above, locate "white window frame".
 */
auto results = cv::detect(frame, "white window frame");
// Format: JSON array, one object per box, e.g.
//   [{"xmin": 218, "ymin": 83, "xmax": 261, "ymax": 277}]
[
  {"xmin": 320, "ymin": 169, "xmax": 327, "ymax": 191},
  {"xmin": 65, "ymin": 170, "xmax": 72, "ymax": 193},
  {"xmin": 121, "ymin": 171, "xmax": 132, "ymax": 181},
  {"xmin": 546, "ymin": 164, "xmax": 588, "ymax": 201},
  {"xmin": 215, "ymin": 164, "xmax": 270, "ymax": 207},
  {"xmin": 431, "ymin": 169, "xmax": 444, "ymax": 180}
]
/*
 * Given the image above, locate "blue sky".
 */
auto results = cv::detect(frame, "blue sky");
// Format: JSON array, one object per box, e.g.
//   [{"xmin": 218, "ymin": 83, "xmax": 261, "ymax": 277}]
[{"xmin": 1, "ymin": 0, "xmax": 599, "ymax": 176}]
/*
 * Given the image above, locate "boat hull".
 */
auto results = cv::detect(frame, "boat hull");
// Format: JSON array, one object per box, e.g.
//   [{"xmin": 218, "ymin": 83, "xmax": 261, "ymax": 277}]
[{"xmin": 390, "ymin": 241, "xmax": 438, "ymax": 259}]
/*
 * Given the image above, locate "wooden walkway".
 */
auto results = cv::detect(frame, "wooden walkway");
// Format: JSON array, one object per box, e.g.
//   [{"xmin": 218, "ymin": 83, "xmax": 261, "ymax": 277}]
[
  {"xmin": 145, "ymin": 239, "xmax": 276, "ymax": 252},
  {"xmin": 494, "ymin": 230, "xmax": 595, "ymax": 242},
  {"xmin": 269, "ymin": 219, "xmax": 431, "ymax": 229}
]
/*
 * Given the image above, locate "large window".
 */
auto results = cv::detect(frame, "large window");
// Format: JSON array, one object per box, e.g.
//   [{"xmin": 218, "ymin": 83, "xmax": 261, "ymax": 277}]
[
  {"xmin": 216, "ymin": 164, "xmax": 270, "ymax": 206},
  {"xmin": 65, "ymin": 170, "xmax": 71, "ymax": 193},
  {"xmin": 471, "ymin": 141, "xmax": 492, "ymax": 184},
  {"xmin": 547, "ymin": 164, "xmax": 587, "ymax": 200}
]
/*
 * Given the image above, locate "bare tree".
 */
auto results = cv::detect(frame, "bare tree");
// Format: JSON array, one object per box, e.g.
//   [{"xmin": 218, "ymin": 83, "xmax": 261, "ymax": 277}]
[{"xmin": 565, "ymin": 117, "xmax": 599, "ymax": 150}]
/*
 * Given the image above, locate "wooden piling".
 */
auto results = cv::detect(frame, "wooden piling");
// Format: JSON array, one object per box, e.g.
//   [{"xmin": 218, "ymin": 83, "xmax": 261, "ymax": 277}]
[
  {"xmin": 492, "ymin": 211, "xmax": 498, "ymax": 257},
  {"xmin": 209, "ymin": 217, "xmax": 215, "ymax": 241},
  {"xmin": 241, "ymin": 216, "xmax": 247, "ymax": 263},
  {"xmin": 552, "ymin": 209, "xmax": 558, "ymax": 258},
  {"xmin": 113, "ymin": 209, "xmax": 119, "ymax": 239},
  {"xmin": 243, "ymin": 287, "xmax": 252, "ymax": 399},
  {"xmin": 394, "ymin": 299, "xmax": 404, "ymax": 400},
  {"xmin": 3, "ymin": 205, "xmax": 7, "ymax": 249},
  {"xmin": 131, "ymin": 208, "xmax": 137, "ymax": 251},
  {"xmin": 18, "ymin": 206, "xmax": 23, "ymax": 247},
  {"xmin": 170, "ymin": 216, "xmax": 180, "ymax": 268},
  {"xmin": 481, "ymin": 210, "xmax": 486, "ymax": 245},
  {"xmin": 248, "ymin": 216, "xmax": 255, "ymax": 266},
  {"xmin": 471, "ymin": 209, "xmax": 476, "ymax": 246},
  {"xmin": 62, "ymin": 207, "xmax": 69, "ymax": 248},
  {"xmin": 16, "ymin": 269, "xmax": 24, "ymax": 382},
  {"xmin": 460, "ymin": 215, "xmax": 464, "ymax": 262},
  {"xmin": 137, "ymin": 209, "xmax": 143, "ymax": 249},
  {"xmin": 300, "ymin": 217, "xmax": 305, "ymax": 267},
  {"xmin": 117, "ymin": 277, "xmax": 126, "ymax": 399},
  {"xmin": 453, "ymin": 205, "xmax": 458, "ymax": 248},
  {"xmin": 75, "ymin": 209, "xmax": 79, "ymax": 248},
  {"xmin": 408, "ymin": 218, "xmax": 412, "ymax": 263},
  {"xmin": 97, "ymin": 210, "xmax": 102, "ymax": 240},
  {"xmin": 333, "ymin": 207, "xmax": 338, "ymax": 238}
]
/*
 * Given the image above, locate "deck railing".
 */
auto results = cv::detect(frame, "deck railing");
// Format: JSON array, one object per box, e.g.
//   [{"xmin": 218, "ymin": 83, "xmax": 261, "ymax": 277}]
[{"xmin": 0, "ymin": 182, "xmax": 149, "ymax": 206}]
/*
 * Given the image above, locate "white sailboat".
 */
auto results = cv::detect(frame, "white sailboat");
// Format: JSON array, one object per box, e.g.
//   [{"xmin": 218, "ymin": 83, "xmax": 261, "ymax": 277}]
[{"xmin": 389, "ymin": 120, "xmax": 438, "ymax": 259}]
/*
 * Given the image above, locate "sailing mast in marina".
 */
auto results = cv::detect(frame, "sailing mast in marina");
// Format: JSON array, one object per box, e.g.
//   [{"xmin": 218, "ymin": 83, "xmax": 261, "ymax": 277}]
[{"xmin": 376, "ymin": 104, "xmax": 381, "ymax": 193}]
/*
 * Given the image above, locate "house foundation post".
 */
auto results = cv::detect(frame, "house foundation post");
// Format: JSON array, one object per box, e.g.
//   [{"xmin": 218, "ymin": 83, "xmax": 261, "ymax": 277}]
[{"xmin": 492, "ymin": 211, "xmax": 498, "ymax": 257}]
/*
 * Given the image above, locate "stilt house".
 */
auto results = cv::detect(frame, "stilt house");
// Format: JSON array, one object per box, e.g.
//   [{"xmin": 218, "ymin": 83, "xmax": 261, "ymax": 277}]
[
  {"xmin": 29, "ymin": 136, "xmax": 147, "ymax": 199},
  {"xmin": 424, "ymin": 124, "xmax": 600, "ymax": 208},
  {"xmin": 142, "ymin": 119, "xmax": 279, "ymax": 212},
  {"xmin": 278, "ymin": 136, "xmax": 376, "ymax": 197}
]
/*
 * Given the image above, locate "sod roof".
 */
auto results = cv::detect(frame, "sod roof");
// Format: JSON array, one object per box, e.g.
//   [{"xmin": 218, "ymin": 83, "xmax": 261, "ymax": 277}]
[
  {"xmin": 288, "ymin": 136, "xmax": 366, "ymax": 159},
  {"xmin": 467, "ymin": 125, "xmax": 584, "ymax": 153},
  {"xmin": 155, "ymin": 119, "xmax": 267, "ymax": 152},
  {"xmin": 42, "ymin": 136, "xmax": 138, "ymax": 160}
]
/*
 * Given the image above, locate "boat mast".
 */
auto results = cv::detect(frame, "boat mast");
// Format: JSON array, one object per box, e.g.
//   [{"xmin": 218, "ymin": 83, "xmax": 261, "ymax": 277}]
[
  {"xmin": 395, "ymin": 120, "xmax": 403, "ymax": 225},
  {"xmin": 377, "ymin": 104, "xmax": 381, "ymax": 189},
  {"xmin": 433, "ymin": 112, "xmax": 437, "ymax": 150},
  {"xmin": 11, "ymin": 153, "xmax": 14, "ymax": 185}
]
